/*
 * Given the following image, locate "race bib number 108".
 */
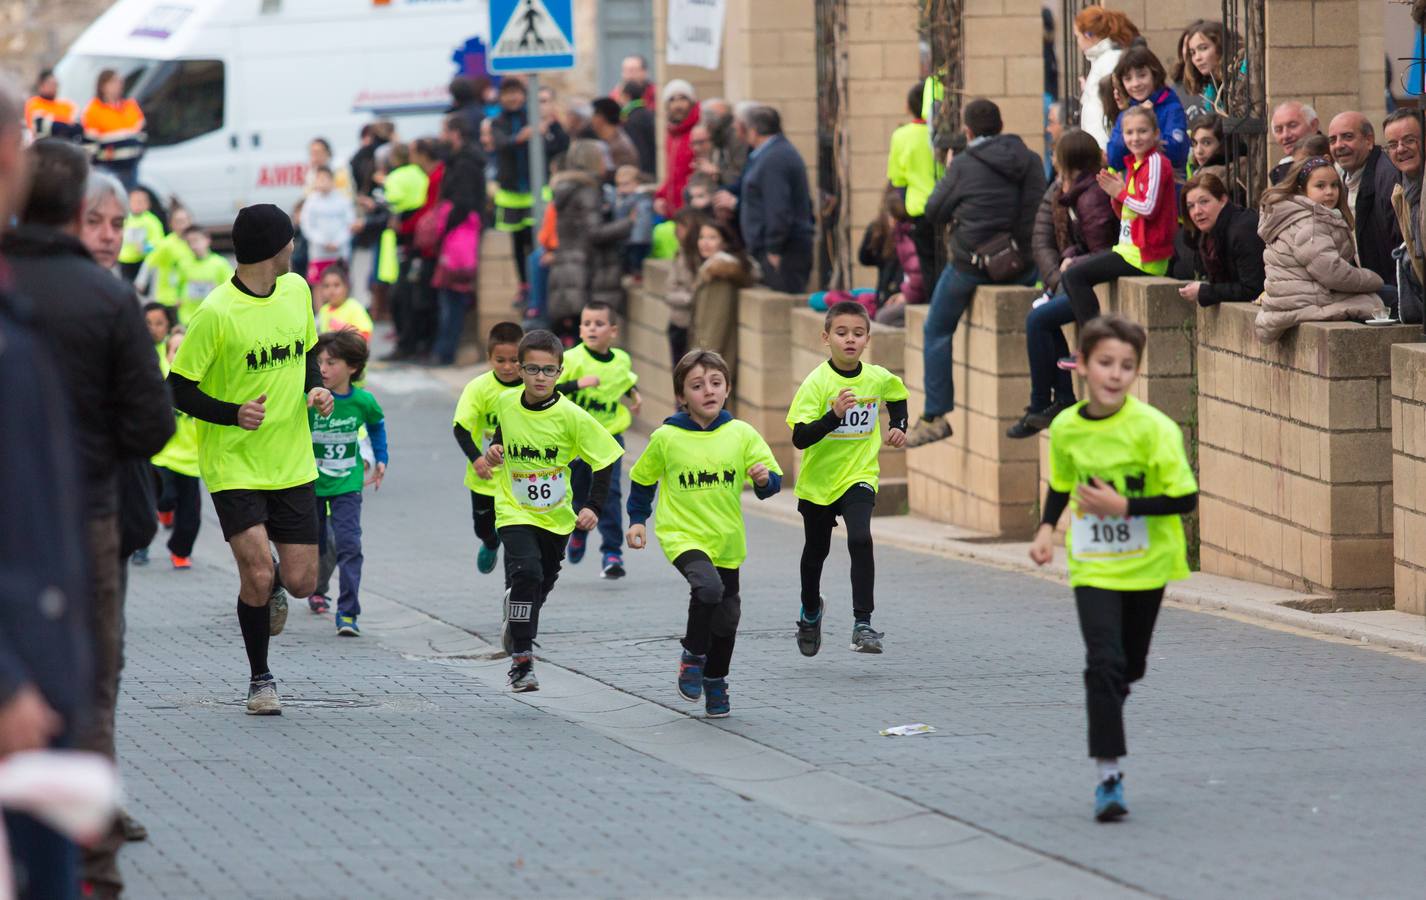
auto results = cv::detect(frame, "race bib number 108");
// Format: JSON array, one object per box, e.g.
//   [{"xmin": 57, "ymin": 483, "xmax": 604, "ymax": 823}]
[{"xmin": 1070, "ymin": 514, "xmax": 1149, "ymax": 560}]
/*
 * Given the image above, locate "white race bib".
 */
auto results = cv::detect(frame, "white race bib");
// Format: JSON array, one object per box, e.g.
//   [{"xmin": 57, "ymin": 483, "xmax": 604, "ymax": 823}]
[
  {"xmin": 187, "ymin": 280, "xmax": 215, "ymax": 300},
  {"xmin": 124, "ymin": 225, "xmax": 146, "ymax": 248},
  {"xmin": 1071, "ymin": 514, "xmax": 1149, "ymax": 560},
  {"xmin": 1118, "ymin": 216, "xmax": 1132, "ymax": 245},
  {"xmin": 513, "ymin": 468, "xmax": 567, "ymax": 510},
  {"xmin": 829, "ymin": 398, "xmax": 879, "ymax": 438}
]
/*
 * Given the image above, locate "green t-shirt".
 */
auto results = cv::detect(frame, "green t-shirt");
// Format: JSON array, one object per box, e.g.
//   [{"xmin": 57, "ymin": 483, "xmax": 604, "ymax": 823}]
[
  {"xmin": 787, "ymin": 360, "xmax": 908, "ymax": 506},
  {"xmin": 310, "ymin": 387, "xmax": 384, "ymax": 497},
  {"xmin": 887, "ymin": 120, "xmax": 936, "ymax": 218},
  {"xmin": 453, "ymin": 370, "xmax": 523, "ymax": 496},
  {"xmin": 650, "ymin": 220, "xmax": 679, "ymax": 260},
  {"xmin": 170, "ymin": 273, "xmax": 319, "ymax": 493},
  {"xmin": 152, "ymin": 409, "xmax": 200, "ymax": 478},
  {"xmin": 490, "ymin": 391, "xmax": 624, "ymax": 535},
  {"xmin": 316, "ymin": 297, "xmax": 374, "ymax": 339},
  {"xmin": 177, "ymin": 253, "xmax": 235, "ymax": 324},
  {"xmin": 119, "ymin": 210, "xmax": 163, "ymax": 264},
  {"xmin": 629, "ymin": 418, "xmax": 782, "ymax": 568},
  {"xmin": 147, "ymin": 232, "xmax": 195, "ymax": 306},
  {"xmin": 1048, "ymin": 395, "xmax": 1198, "ymax": 591},
  {"xmin": 561, "ymin": 343, "xmax": 639, "ymax": 436}
]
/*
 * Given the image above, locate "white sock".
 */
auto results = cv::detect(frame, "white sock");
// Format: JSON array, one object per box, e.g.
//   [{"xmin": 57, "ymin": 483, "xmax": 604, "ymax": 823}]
[{"xmin": 1096, "ymin": 758, "xmax": 1120, "ymax": 783}]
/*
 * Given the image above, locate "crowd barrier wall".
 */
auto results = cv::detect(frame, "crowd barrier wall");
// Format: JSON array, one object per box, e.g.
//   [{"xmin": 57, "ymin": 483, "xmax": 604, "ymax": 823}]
[{"xmin": 1391, "ymin": 343, "xmax": 1426, "ymax": 615}]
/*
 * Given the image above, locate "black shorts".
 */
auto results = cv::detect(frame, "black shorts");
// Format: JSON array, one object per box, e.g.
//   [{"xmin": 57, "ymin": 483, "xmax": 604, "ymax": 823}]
[
  {"xmin": 210, "ymin": 482, "xmax": 319, "ymax": 544},
  {"xmin": 797, "ymin": 482, "xmax": 876, "ymax": 521}
]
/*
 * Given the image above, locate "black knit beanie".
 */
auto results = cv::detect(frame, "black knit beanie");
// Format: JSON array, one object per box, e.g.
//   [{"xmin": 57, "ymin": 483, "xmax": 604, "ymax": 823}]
[{"xmin": 231, "ymin": 204, "xmax": 295, "ymax": 264}]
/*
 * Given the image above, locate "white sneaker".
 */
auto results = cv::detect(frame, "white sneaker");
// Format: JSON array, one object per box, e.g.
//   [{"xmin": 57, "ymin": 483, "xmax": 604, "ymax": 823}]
[{"xmin": 246, "ymin": 676, "xmax": 282, "ymax": 715}]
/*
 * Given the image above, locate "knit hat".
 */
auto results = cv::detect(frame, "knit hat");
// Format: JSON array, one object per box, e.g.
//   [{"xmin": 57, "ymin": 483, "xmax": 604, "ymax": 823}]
[
  {"xmin": 661, "ymin": 79, "xmax": 696, "ymax": 104},
  {"xmin": 231, "ymin": 203, "xmax": 295, "ymax": 264}
]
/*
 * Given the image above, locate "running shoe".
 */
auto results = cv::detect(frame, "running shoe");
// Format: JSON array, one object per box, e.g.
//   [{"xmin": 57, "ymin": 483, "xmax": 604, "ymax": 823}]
[
  {"xmin": 131, "ymin": 548, "xmax": 149, "ymax": 566},
  {"xmin": 336, "ymin": 615, "xmax": 360, "ymax": 637},
  {"xmin": 567, "ymin": 530, "xmax": 587, "ymax": 564},
  {"xmin": 1006, "ymin": 399, "xmax": 1074, "ymax": 439},
  {"xmin": 245, "ymin": 675, "xmax": 282, "ymax": 716},
  {"xmin": 170, "ymin": 554, "xmax": 192, "ymax": 570},
  {"xmin": 703, "ymin": 677, "xmax": 730, "ymax": 718},
  {"xmin": 850, "ymin": 622, "xmax": 884, "ymax": 654},
  {"xmin": 477, "ymin": 542, "xmax": 499, "ymax": 574},
  {"xmin": 308, "ymin": 594, "xmax": 331, "ymax": 615},
  {"xmin": 118, "ymin": 808, "xmax": 148, "ymax": 842},
  {"xmin": 905, "ymin": 416, "xmax": 952, "ymax": 448},
  {"xmin": 157, "ymin": 510, "xmax": 175, "ymax": 529},
  {"xmin": 268, "ymin": 588, "xmax": 289, "ymax": 636},
  {"xmin": 500, "ymin": 588, "xmax": 515, "ymax": 655},
  {"xmin": 1056, "ymin": 356, "xmax": 1078, "ymax": 371},
  {"xmin": 508, "ymin": 655, "xmax": 539, "ymax": 692},
  {"xmin": 1094, "ymin": 775, "xmax": 1128, "ymax": 822},
  {"xmin": 601, "ymin": 553, "xmax": 626, "ymax": 579},
  {"xmin": 796, "ymin": 609, "xmax": 822, "ymax": 657},
  {"xmin": 677, "ymin": 650, "xmax": 706, "ymax": 701}
]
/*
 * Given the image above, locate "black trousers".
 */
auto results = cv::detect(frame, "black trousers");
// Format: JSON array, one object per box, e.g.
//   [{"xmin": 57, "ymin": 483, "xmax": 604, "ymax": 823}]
[
  {"xmin": 674, "ymin": 550, "xmax": 741, "ymax": 679},
  {"xmin": 156, "ymin": 466, "xmax": 201, "ymax": 558},
  {"xmin": 798, "ymin": 484, "xmax": 876, "ymax": 622},
  {"xmin": 393, "ymin": 255, "xmax": 437, "ymax": 356},
  {"xmin": 1062, "ymin": 251, "xmax": 1144, "ymax": 327},
  {"xmin": 758, "ymin": 236, "xmax": 813, "ymax": 294},
  {"xmin": 470, "ymin": 490, "xmax": 499, "ymax": 550},
  {"xmin": 1074, "ymin": 585, "xmax": 1164, "ymax": 759},
  {"xmin": 499, "ymin": 524, "xmax": 568, "ymax": 654}
]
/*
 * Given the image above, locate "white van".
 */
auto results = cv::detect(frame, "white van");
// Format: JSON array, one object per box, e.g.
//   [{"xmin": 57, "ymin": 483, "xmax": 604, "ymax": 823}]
[{"xmin": 55, "ymin": 0, "xmax": 490, "ymax": 229}]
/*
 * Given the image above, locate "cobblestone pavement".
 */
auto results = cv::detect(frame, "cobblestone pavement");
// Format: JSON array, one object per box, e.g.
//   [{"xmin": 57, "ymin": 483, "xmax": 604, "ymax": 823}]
[{"xmin": 118, "ymin": 365, "xmax": 1426, "ymax": 899}]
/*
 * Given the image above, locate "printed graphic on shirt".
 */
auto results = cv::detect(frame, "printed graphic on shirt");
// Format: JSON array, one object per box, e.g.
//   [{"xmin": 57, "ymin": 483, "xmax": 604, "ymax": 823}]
[
  {"xmin": 503, "ymin": 442, "xmax": 560, "ymax": 464},
  {"xmin": 675, "ymin": 468, "xmax": 741, "ymax": 489},
  {"xmin": 244, "ymin": 333, "xmax": 307, "ymax": 372}
]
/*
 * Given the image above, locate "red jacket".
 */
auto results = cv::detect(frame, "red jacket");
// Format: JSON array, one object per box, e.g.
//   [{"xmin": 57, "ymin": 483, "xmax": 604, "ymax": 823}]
[
  {"xmin": 656, "ymin": 102, "xmax": 701, "ymax": 213},
  {"xmin": 1112, "ymin": 150, "xmax": 1176, "ymax": 264},
  {"xmin": 402, "ymin": 162, "xmax": 445, "ymax": 241}
]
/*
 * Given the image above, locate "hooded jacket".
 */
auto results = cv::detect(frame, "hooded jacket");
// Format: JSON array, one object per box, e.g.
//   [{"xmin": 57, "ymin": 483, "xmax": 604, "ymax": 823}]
[
  {"xmin": 1170, "ymin": 202, "xmax": 1265, "ymax": 305},
  {"xmin": 1255, "ymin": 194, "xmax": 1385, "ymax": 343},
  {"xmin": 546, "ymin": 170, "xmax": 633, "ymax": 320},
  {"xmin": 1032, "ymin": 173, "xmax": 1117, "ymax": 292},
  {"xmin": 1079, "ymin": 38, "xmax": 1124, "ymax": 148},
  {"xmin": 1105, "ymin": 87, "xmax": 1190, "ymax": 174},
  {"xmin": 626, "ymin": 409, "xmax": 782, "ymax": 524},
  {"xmin": 656, "ymin": 102, "xmax": 701, "ymax": 213},
  {"xmin": 924, "ymin": 133, "xmax": 1046, "ymax": 275}
]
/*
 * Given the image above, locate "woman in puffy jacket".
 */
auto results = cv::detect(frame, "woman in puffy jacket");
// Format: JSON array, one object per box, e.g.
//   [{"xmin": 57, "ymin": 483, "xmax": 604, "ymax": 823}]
[
  {"xmin": 547, "ymin": 140, "xmax": 633, "ymax": 342},
  {"xmin": 1255, "ymin": 155, "xmax": 1386, "ymax": 344}
]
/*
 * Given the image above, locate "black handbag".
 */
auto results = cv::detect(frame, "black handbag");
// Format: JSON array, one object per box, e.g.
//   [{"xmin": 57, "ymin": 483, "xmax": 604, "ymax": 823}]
[{"xmin": 971, "ymin": 232, "xmax": 1028, "ymax": 282}]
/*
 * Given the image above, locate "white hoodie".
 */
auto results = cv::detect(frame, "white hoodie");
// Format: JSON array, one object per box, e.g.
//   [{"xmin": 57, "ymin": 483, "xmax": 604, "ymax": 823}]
[
  {"xmin": 300, "ymin": 189, "xmax": 355, "ymax": 263},
  {"xmin": 1079, "ymin": 38, "xmax": 1124, "ymax": 150}
]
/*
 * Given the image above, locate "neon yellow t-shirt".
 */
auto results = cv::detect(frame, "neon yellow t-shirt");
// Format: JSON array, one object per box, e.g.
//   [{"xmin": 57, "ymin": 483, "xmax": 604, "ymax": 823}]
[
  {"xmin": 170, "ymin": 273, "xmax": 319, "ymax": 493},
  {"xmin": 177, "ymin": 253, "xmax": 235, "ymax": 324},
  {"xmin": 1111, "ymin": 157, "xmax": 1170, "ymax": 277},
  {"xmin": 317, "ymin": 297, "xmax": 374, "ymax": 340},
  {"xmin": 152, "ymin": 409, "xmax": 200, "ymax": 478},
  {"xmin": 629, "ymin": 418, "xmax": 781, "ymax": 568},
  {"xmin": 561, "ymin": 343, "xmax": 639, "ymax": 436},
  {"xmin": 453, "ymin": 370, "xmax": 524, "ymax": 496},
  {"xmin": 490, "ymin": 391, "xmax": 624, "ymax": 534},
  {"xmin": 787, "ymin": 360, "xmax": 908, "ymax": 506},
  {"xmin": 119, "ymin": 210, "xmax": 163, "ymax": 265},
  {"xmin": 650, "ymin": 220, "xmax": 679, "ymax": 260},
  {"xmin": 887, "ymin": 120, "xmax": 935, "ymax": 218},
  {"xmin": 147, "ymin": 232, "xmax": 195, "ymax": 307},
  {"xmin": 1048, "ymin": 395, "xmax": 1198, "ymax": 591}
]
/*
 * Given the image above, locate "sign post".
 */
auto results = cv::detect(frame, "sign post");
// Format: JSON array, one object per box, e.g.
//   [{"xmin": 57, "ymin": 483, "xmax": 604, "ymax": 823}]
[{"xmin": 488, "ymin": 0, "xmax": 576, "ymax": 227}]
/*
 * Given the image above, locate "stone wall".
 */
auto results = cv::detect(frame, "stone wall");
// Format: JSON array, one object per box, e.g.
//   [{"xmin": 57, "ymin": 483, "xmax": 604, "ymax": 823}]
[
  {"xmin": 963, "ymin": 0, "xmax": 1043, "ymax": 142},
  {"xmin": 627, "ymin": 260, "xmax": 679, "ymax": 426},
  {"xmin": 735, "ymin": 287, "xmax": 803, "ymax": 476},
  {"xmin": 1265, "ymin": 0, "xmax": 1385, "ymax": 143},
  {"xmin": 0, "ymin": 0, "xmax": 114, "ymax": 82},
  {"xmin": 1391, "ymin": 343, "xmax": 1426, "ymax": 616}
]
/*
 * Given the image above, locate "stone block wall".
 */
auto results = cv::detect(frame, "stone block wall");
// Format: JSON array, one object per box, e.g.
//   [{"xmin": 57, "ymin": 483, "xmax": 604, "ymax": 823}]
[
  {"xmin": 905, "ymin": 288, "xmax": 1040, "ymax": 538},
  {"xmin": 963, "ymin": 0, "xmax": 1043, "ymax": 141},
  {"xmin": 627, "ymin": 260, "xmax": 678, "ymax": 429},
  {"xmin": 1197, "ymin": 302, "xmax": 1413, "ymax": 609},
  {"xmin": 1391, "ymin": 343, "xmax": 1426, "ymax": 616},
  {"xmin": 1265, "ymin": 0, "xmax": 1385, "ymax": 142},
  {"xmin": 473, "ymin": 234, "xmax": 524, "ymax": 363},
  {"xmin": 736, "ymin": 288, "xmax": 803, "ymax": 476}
]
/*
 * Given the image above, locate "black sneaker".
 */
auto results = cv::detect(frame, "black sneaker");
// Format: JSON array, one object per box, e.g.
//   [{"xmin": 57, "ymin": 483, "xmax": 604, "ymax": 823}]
[
  {"xmin": 508, "ymin": 655, "xmax": 539, "ymax": 692},
  {"xmin": 1006, "ymin": 400, "xmax": 1073, "ymax": 439},
  {"xmin": 850, "ymin": 623, "xmax": 884, "ymax": 654},
  {"xmin": 796, "ymin": 609, "xmax": 822, "ymax": 657}
]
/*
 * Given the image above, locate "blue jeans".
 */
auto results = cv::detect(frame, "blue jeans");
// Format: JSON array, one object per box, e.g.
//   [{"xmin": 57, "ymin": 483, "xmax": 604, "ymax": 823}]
[
  {"xmin": 526, "ymin": 246, "xmax": 550, "ymax": 323},
  {"xmin": 570, "ymin": 433, "xmax": 624, "ymax": 556},
  {"xmin": 317, "ymin": 492, "xmax": 364, "ymax": 617},
  {"xmin": 1026, "ymin": 293, "xmax": 1077, "ymax": 410},
  {"xmin": 922, "ymin": 264, "xmax": 1038, "ymax": 416},
  {"xmin": 434, "ymin": 288, "xmax": 470, "ymax": 365},
  {"xmin": 5, "ymin": 810, "xmax": 78, "ymax": 900}
]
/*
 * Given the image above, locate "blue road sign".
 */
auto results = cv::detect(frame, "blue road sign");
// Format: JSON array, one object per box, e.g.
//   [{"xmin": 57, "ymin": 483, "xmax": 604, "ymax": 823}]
[{"xmin": 488, "ymin": 0, "xmax": 575, "ymax": 74}]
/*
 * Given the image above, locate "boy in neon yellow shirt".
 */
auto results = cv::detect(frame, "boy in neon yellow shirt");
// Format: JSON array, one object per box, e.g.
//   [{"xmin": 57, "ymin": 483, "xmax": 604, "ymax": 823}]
[
  {"xmin": 152, "ymin": 330, "xmax": 204, "ymax": 569},
  {"xmin": 453, "ymin": 322, "xmax": 526, "ymax": 575},
  {"xmin": 559, "ymin": 301, "xmax": 642, "ymax": 578},
  {"xmin": 786, "ymin": 300, "xmax": 908, "ymax": 655},
  {"xmin": 139, "ymin": 205, "xmax": 195, "ymax": 307},
  {"xmin": 626, "ymin": 350, "xmax": 781, "ymax": 718},
  {"xmin": 176, "ymin": 226, "xmax": 234, "ymax": 324},
  {"xmin": 118, "ymin": 187, "xmax": 164, "ymax": 282},
  {"xmin": 482, "ymin": 330, "xmax": 624, "ymax": 692},
  {"xmin": 313, "ymin": 263, "xmax": 373, "ymax": 341},
  {"xmin": 1030, "ymin": 314, "xmax": 1197, "ymax": 824}
]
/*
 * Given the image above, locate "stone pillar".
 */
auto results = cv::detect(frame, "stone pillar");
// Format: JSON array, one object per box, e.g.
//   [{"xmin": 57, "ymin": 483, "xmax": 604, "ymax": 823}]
[
  {"xmin": 1391, "ymin": 343, "xmax": 1426, "ymax": 615},
  {"xmin": 719, "ymin": 0, "xmax": 819, "ymax": 162},
  {"xmin": 627, "ymin": 259, "xmax": 679, "ymax": 430},
  {"xmin": 1197, "ymin": 303, "xmax": 1413, "ymax": 609},
  {"xmin": 735, "ymin": 287, "xmax": 804, "ymax": 476},
  {"xmin": 1265, "ymin": 0, "xmax": 1384, "ymax": 138},
  {"xmin": 962, "ymin": 0, "xmax": 1043, "ymax": 140}
]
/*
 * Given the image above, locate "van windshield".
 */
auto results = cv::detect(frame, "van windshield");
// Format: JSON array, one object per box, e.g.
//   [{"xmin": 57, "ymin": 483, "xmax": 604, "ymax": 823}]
[{"xmin": 53, "ymin": 54, "xmax": 226, "ymax": 147}]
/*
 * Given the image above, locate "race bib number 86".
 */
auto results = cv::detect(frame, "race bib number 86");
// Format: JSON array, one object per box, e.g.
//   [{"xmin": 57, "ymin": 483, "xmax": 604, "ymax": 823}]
[{"xmin": 514, "ymin": 468, "xmax": 567, "ymax": 510}]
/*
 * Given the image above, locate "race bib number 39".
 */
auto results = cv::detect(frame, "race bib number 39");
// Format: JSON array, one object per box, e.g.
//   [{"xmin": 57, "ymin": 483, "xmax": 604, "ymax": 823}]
[
  {"xmin": 830, "ymin": 398, "xmax": 879, "ymax": 438},
  {"xmin": 1071, "ymin": 514, "xmax": 1149, "ymax": 560},
  {"xmin": 514, "ymin": 468, "xmax": 567, "ymax": 510}
]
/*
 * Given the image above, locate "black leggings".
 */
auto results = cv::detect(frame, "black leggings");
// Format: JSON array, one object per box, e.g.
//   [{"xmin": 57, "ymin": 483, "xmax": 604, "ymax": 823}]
[
  {"xmin": 798, "ymin": 484, "xmax": 876, "ymax": 622},
  {"xmin": 674, "ymin": 551, "xmax": 741, "ymax": 679},
  {"xmin": 1074, "ymin": 585, "xmax": 1164, "ymax": 759},
  {"xmin": 1061, "ymin": 250, "xmax": 1145, "ymax": 327},
  {"xmin": 156, "ymin": 467, "xmax": 201, "ymax": 558},
  {"xmin": 511, "ymin": 228, "xmax": 532, "ymax": 285},
  {"xmin": 499, "ymin": 525, "xmax": 568, "ymax": 654},
  {"xmin": 470, "ymin": 490, "xmax": 498, "ymax": 550}
]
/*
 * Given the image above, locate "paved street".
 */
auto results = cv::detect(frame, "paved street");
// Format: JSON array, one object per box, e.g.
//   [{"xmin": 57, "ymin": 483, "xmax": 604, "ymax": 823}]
[{"xmin": 119, "ymin": 363, "xmax": 1426, "ymax": 899}]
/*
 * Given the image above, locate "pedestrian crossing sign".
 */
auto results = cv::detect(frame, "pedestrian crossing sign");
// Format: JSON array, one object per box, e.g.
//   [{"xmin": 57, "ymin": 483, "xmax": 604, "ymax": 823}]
[{"xmin": 488, "ymin": 0, "xmax": 575, "ymax": 74}]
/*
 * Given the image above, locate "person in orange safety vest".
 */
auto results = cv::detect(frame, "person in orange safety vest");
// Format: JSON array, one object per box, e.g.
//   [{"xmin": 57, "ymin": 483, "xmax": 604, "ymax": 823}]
[
  {"xmin": 81, "ymin": 68, "xmax": 146, "ymax": 191},
  {"xmin": 23, "ymin": 70, "xmax": 80, "ymax": 142}
]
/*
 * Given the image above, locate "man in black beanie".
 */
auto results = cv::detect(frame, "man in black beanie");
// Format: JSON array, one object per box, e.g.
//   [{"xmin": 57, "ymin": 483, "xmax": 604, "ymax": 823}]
[{"xmin": 166, "ymin": 203, "xmax": 334, "ymax": 716}]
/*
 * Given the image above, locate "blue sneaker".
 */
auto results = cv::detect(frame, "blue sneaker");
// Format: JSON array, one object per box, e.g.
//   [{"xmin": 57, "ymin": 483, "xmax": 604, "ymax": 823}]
[
  {"xmin": 477, "ymin": 542, "xmax": 498, "ymax": 575},
  {"xmin": 703, "ymin": 677, "xmax": 730, "ymax": 718},
  {"xmin": 677, "ymin": 650, "xmax": 705, "ymax": 701},
  {"xmin": 1094, "ymin": 775, "xmax": 1127, "ymax": 822},
  {"xmin": 131, "ymin": 547, "xmax": 149, "ymax": 566},
  {"xmin": 336, "ymin": 614, "xmax": 360, "ymax": 637},
  {"xmin": 567, "ymin": 530, "xmax": 587, "ymax": 564},
  {"xmin": 601, "ymin": 553, "xmax": 626, "ymax": 579}
]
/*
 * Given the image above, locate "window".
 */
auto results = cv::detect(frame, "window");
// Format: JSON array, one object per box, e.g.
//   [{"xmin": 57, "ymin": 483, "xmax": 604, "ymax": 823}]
[{"xmin": 137, "ymin": 59, "xmax": 225, "ymax": 147}]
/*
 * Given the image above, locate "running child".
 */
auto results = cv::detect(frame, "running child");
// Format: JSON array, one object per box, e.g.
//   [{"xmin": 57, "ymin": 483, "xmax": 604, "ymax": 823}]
[
  {"xmin": 176, "ymin": 226, "xmax": 234, "ymax": 324},
  {"xmin": 152, "ymin": 329, "xmax": 204, "ymax": 569},
  {"xmin": 314, "ymin": 263, "xmax": 374, "ymax": 341},
  {"xmin": 1029, "ymin": 314, "xmax": 1197, "ymax": 823},
  {"xmin": 118, "ymin": 187, "xmax": 163, "ymax": 282},
  {"xmin": 560, "ymin": 301, "xmax": 641, "ymax": 578},
  {"xmin": 453, "ymin": 321, "xmax": 526, "ymax": 575},
  {"xmin": 626, "ymin": 349, "xmax": 782, "ymax": 718},
  {"xmin": 137, "ymin": 205, "xmax": 194, "ymax": 307},
  {"xmin": 142, "ymin": 301, "xmax": 176, "ymax": 370},
  {"xmin": 786, "ymin": 299, "xmax": 908, "ymax": 655},
  {"xmin": 309, "ymin": 330, "xmax": 390, "ymax": 634},
  {"xmin": 482, "ymin": 329, "xmax": 623, "ymax": 692}
]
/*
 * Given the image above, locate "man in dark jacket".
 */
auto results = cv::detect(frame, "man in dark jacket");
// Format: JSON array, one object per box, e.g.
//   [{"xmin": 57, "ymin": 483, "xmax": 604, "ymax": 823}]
[
  {"xmin": 907, "ymin": 98, "xmax": 1046, "ymax": 447},
  {"xmin": 1, "ymin": 138, "xmax": 174, "ymax": 900},
  {"xmin": 1329, "ymin": 111, "xmax": 1400, "ymax": 299},
  {"xmin": 734, "ymin": 105, "xmax": 814, "ymax": 293},
  {"xmin": 620, "ymin": 80, "xmax": 658, "ymax": 177}
]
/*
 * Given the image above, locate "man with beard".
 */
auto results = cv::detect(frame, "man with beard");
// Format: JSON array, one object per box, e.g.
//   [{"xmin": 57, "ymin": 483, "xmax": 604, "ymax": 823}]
[
  {"xmin": 697, "ymin": 97, "xmax": 748, "ymax": 189},
  {"xmin": 654, "ymin": 79, "xmax": 701, "ymax": 216}
]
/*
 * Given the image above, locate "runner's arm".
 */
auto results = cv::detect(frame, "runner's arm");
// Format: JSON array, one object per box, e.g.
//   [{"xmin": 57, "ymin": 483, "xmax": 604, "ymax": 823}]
[
  {"xmin": 166, "ymin": 372, "xmax": 240, "ymax": 426},
  {"xmin": 367, "ymin": 419, "xmax": 389, "ymax": 466},
  {"xmin": 1040, "ymin": 489, "xmax": 1069, "ymax": 528},
  {"xmin": 582, "ymin": 463, "xmax": 614, "ymax": 515},
  {"xmin": 453, "ymin": 423, "xmax": 482, "ymax": 463},
  {"xmin": 753, "ymin": 471, "xmax": 782, "ymax": 500},
  {"xmin": 626, "ymin": 480, "xmax": 657, "ymax": 525},
  {"xmin": 305, "ymin": 350, "xmax": 321, "ymax": 393},
  {"xmin": 886, "ymin": 398, "xmax": 908, "ymax": 432},
  {"xmin": 1126, "ymin": 493, "xmax": 1197, "ymax": 516},
  {"xmin": 791, "ymin": 409, "xmax": 842, "ymax": 449}
]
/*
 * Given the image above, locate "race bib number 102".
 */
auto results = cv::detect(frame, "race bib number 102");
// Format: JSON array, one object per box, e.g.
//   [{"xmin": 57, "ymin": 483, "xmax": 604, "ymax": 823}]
[{"xmin": 829, "ymin": 398, "xmax": 880, "ymax": 438}]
